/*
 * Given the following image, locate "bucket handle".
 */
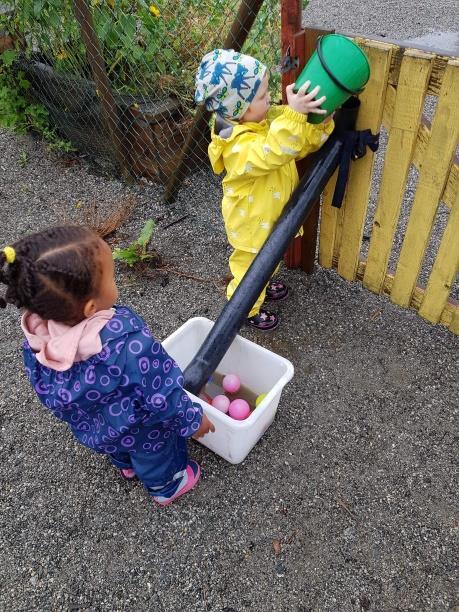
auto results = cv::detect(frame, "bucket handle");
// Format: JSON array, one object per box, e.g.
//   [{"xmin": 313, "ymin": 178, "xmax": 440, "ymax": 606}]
[{"xmin": 316, "ymin": 36, "xmax": 365, "ymax": 95}]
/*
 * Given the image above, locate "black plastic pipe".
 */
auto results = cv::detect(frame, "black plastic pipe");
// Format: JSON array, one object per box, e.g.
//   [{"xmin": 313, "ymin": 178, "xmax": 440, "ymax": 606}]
[{"xmin": 183, "ymin": 100, "xmax": 360, "ymax": 395}]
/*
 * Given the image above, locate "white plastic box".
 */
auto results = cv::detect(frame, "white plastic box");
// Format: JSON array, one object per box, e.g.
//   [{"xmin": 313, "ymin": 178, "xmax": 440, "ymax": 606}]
[{"xmin": 162, "ymin": 317, "xmax": 294, "ymax": 464}]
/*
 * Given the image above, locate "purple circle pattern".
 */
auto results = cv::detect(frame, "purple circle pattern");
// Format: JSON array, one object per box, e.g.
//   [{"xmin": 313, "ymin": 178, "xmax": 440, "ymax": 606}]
[
  {"xmin": 139, "ymin": 357, "xmax": 150, "ymax": 374},
  {"xmin": 22, "ymin": 306, "xmax": 203, "ymax": 470},
  {"xmin": 128, "ymin": 340, "xmax": 143, "ymax": 355}
]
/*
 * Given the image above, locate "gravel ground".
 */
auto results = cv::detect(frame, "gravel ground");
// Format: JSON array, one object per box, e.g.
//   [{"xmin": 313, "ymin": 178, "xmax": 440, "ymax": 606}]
[
  {"xmin": 303, "ymin": 0, "xmax": 458, "ymax": 42},
  {"xmin": 1, "ymin": 7, "xmax": 459, "ymax": 611}
]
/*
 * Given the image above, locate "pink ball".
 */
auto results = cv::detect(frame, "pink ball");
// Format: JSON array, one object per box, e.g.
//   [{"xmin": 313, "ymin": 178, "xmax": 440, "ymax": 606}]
[
  {"xmin": 211, "ymin": 394, "xmax": 230, "ymax": 413},
  {"xmin": 222, "ymin": 374, "xmax": 241, "ymax": 394},
  {"xmin": 228, "ymin": 398, "xmax": 251, "ymax": 420}
]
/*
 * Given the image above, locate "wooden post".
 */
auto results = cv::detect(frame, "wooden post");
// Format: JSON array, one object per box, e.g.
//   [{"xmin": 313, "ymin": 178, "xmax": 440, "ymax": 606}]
[
  {"xmin": 164, "ymin": 0, "xmax": 266, "ymax": 203},
  {"xmin": 281, "ymin": 0, "xmax": 302, "ymax": 100},
  {"xmin": 283, "ymin": 26, "xmax": 333, "ymax": 272},
  {"xmin": 72, "ymin": 0, "xmax": 131, "ymax": 181}
]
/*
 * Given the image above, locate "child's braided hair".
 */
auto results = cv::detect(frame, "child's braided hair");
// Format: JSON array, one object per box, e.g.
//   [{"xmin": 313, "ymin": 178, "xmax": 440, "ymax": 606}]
[{"xmin": 0, "ymin": 225, "xmax": 103, "ymax": 323}]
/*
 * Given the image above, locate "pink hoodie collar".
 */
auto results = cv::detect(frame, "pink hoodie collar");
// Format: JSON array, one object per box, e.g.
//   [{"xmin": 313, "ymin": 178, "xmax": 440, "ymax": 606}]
[{"xmin": 21, "ymin": 309, "xmax": 115, "ymax": 372}]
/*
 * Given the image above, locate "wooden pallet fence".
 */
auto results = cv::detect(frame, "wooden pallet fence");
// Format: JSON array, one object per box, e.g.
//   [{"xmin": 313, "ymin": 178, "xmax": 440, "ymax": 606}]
[{"xmin": 318, "ymin": 37, "xmax": 459, "ymax": 334}]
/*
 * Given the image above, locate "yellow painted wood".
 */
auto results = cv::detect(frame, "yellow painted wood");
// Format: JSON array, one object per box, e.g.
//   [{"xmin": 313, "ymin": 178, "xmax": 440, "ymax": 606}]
[
  {"xmin": 382, "ymin": 83, "xmax": 396, "ymax": 129},
  {"xmin": 336, "ymin": 41, "xmax": 393, "ymax": 281},
  {"xmin": 419, "ymin": 188, "xmax": 459, "ymax": 322},
  {"xmin": 363, "ymin": 50, "xmax": 433, "ymax": 294},
  {"xmin": 442, "ymin": 158, "xmax": 458, "ymax": 210},
  {"xmin": 318, "ymin": 169, "xmax": 339, "ymax": 268},
  {"xmin": 450, "ymin": 307, "xmax": 459, "ymax": 334},
  {"xmin": 354, "ymin": 37, "xmax": 454, "ymax": 96},
  {"xmin": 440, "ymin": 302, "xmax": 456, "ymax": 329},
  {"xmin": 384, "ymin": 84, "xmax": 459, "ymax": 211},
  {"xmin": 333, "ymin": 201, "xmax": 346, "ymax": 262},
  {"xmin": 386, "ymin": 45, "xmax": 451, "ymax": 96},
  {"xmin": 391, "ymin": 59, "xmax": 459, "ymax": 307},
  {"xmin": 356, "ymin": 259, "xmax": 458, "ymax": 333}
]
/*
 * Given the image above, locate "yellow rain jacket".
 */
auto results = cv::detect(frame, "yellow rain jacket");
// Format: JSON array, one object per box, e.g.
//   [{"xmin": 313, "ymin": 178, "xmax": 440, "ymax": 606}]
[{"xmin": 208, "ymin": 105, "xmax": 335, "ymax": 254}]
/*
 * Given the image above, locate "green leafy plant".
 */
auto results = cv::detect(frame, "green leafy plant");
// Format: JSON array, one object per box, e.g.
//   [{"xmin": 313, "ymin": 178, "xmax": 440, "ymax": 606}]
[
  {"xmin": 113, "ymin": 219, "xmax": 158, "ymax": 266},
  {"xmin": 0, "ymin": 48, "xmax": 74, "ymax": 151},
  {"xmin": 2, "ymin": 0, "xmax": 310, "ymax": 153},
  {"xmin": 18, "ymin": 149, "xmax": 29, "ymax": 166},
  {"xmin": 3, "ymin": 0, "xmax": 303, "ymax": 104}
]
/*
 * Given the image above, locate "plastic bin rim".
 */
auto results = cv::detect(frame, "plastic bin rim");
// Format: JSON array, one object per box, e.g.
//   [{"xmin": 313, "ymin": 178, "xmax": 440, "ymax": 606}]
[{"xmin": 163, "ymin": 316, "xmax": 295, "ymax": 371}]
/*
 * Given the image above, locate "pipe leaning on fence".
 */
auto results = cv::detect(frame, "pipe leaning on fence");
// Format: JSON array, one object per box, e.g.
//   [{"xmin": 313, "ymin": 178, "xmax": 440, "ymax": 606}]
[{"xmin": 183, "ymin": 103, "xmax": 359, "ymax": 396}]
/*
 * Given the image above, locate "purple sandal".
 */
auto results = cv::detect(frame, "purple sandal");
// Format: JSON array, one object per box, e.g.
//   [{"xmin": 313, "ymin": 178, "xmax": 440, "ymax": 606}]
[
  {"xmin": 246, "ymin": 308, "xmax": 279, "ymax": 331},
  {"xmin": 265, "ymin": 279, "xmax": 289, "ymax": 302}
]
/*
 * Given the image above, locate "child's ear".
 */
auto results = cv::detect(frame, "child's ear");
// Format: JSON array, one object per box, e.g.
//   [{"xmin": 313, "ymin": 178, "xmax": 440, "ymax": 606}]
[{"xmin": 83, "ymin": 298, "xmax": 97, "ymax": 319}]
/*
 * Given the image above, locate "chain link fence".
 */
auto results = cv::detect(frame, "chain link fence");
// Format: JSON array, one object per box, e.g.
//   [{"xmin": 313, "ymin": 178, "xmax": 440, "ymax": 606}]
[{"xmin": 2, "ymin": 0, "xmax": 285, "ymax": 191}]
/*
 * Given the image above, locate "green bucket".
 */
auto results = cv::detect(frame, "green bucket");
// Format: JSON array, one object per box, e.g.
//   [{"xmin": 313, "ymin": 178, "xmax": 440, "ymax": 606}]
[{"xmin": 294, "ymin": 34, "xmax": 370, "ymax": 124}]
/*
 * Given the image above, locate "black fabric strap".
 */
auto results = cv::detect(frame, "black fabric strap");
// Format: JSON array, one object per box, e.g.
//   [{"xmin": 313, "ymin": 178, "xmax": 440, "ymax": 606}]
[{"xmin": 331, "ymin": 130, "xmax": 380, "ymax": 209}]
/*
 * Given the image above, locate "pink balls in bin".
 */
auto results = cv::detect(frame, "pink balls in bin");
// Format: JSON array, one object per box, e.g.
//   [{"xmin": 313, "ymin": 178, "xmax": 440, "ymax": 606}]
[
  {"xmin": 211, "ymin": 394, "xmax": 230, "ymax": 414},
  {"xmin": 228, "ymin": 398, "xmax": 250, "ymax": 420},
  {"xmin": 222, "ymin": 374, "xmax": 241, "ymax": 394}
]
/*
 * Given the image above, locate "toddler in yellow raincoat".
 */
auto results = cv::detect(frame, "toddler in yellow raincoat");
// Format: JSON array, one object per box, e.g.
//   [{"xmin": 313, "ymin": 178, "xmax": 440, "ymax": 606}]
[{"xmin": 195, "ymin": 49, "xmax": 334, "ymax": 330}]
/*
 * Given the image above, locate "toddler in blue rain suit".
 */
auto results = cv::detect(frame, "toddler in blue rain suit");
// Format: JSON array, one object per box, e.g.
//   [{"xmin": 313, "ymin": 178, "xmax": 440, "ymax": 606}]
[{"xmin": 1, "ymin": 226, "xmax": 214, "ymax": 506}]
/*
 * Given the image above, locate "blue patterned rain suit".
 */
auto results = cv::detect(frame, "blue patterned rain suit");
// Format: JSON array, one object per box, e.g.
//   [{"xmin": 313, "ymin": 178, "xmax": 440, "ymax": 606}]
[{"xmin": 23, "ymin": 306, "xmax": 203, "ymax": 496}]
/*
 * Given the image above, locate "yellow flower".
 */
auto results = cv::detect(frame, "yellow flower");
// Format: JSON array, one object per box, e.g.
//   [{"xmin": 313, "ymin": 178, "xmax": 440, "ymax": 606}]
[
  {"xmin": 149, "ymin": 4, "xmax": 160, "ymax": 17},
  {"xmin": 56, "ymin": 49, "xmax": 67, "ymax": 60},
  {"xmin": 107, "ymin": 0, "xmax": 115, "ymax": 9}
]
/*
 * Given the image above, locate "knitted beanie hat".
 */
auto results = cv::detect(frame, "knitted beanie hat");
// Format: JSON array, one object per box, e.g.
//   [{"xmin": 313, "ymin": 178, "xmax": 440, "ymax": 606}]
[{"xmin": 194, "ymin": 49, "xmax": 267, "ymax": 120}]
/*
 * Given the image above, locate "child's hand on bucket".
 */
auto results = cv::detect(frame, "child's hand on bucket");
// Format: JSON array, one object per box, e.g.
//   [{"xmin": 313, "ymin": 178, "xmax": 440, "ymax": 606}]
[
  {"xmin": 193, "ymin": 414, "xmax": 215, "ymax": 439},
  {"xmin": 286, "ymin": 82, "xmax": 327, "ymax": 115}
]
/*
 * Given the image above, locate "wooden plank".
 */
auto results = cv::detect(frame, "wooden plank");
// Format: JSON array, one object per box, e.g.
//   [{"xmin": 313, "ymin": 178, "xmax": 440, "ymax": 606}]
[
  {"xmin": 381, "ymin": 82, "xmax": 396, "ymax": 128},
  {"xmin": 418, "ymin": 115, "xmax": 459, "ymax": 210},
  {"xmin": 354, "ymin": 36, "xmax": 452, "ymax": 96},
  {"xmin": 339, "ymin": 28, "xmax": 459, "ymax": 60},
  {"xmin": 333, "ymin": 204, "xmax": 346, "ymax": 262},
  {"xmin": 441, "ymin": 155, "xmax": 459, "ymax": 210},
  {"xmin": 363, "ymin": 50, "xmax": 433, "ymax": 294},
  {"xmin": 284, "ymin": 26, "xmax": 332, "ymax": 270},
  {"xmin": 418, "ymin": 189, "xmax": 459, "ymax": 323},
  {"xmin": 353, "ymin": 259, "xmax": 459, "ymax": 332},
  {"xmin": 390, "ymin": 50, "xmax": 450, "ymax": 97},
  {"xmin": 383, "ymin": 85, "xmax": 459, "ymax": 211},
  {"xmin": 336, "ymin": 40, "xmax": 393, "ymax": 280},
  {"xmin": 283, "ymin": 27, "xmax": 305, "ymax": 268},
  {"xmin": 318, "ymin": 168, "xmax": 339, "ymax": 267},
  {"xmin": 450, "ymin": 308, "xmax": 459, "ymax": 335},
  {"xmin": 281, "ymin": 0, "xmax": 302, "ymax": 99},
  {"xmin": 297, "ymin": 27, "xmax": 333, "ymax": 273},
  {"xmin": 300, "ymin": 200, "xmax": 321, "ymax": 273},
  {"xmin": 391, "ymin": 59, "xmax": 459, "ymax": 307}
]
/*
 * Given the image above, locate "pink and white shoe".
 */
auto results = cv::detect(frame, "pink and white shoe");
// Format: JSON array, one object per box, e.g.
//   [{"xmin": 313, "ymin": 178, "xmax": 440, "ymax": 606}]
[
  {"xmin": 119, "ymin": 468, "xmax": 137, "ymax": 481},
  {"xmin": 153, "ymin": 461, "xmax": 201, "ymax": 507}
]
